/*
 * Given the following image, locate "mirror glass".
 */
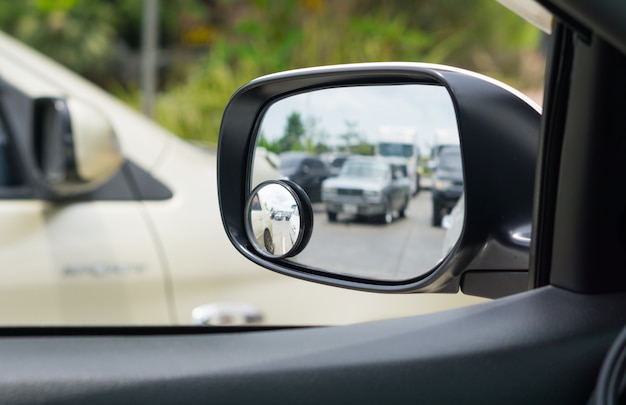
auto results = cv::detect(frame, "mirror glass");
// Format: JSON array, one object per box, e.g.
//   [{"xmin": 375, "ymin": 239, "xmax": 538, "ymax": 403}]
[
  {"xmin": 252, "ymin": 84, "xmax": 463, "ymax": 281},
  {"xmin": 247, "ymin": 182, "xmax": 302, "ymax": 257}
]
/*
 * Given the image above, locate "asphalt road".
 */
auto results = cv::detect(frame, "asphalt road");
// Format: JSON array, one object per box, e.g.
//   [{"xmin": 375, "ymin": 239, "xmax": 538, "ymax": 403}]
[{"xmin": 289, "ymin": 191, "xmax": 448, "ymax": 281}]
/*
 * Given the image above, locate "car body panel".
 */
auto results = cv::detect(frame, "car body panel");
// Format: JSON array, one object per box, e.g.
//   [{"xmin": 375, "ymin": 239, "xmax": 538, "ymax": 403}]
[
  {"xmin": 0, "ymin": 199, "xmax": 171, "ymax": 325},
  {"xmin": 250, "ymin": 193, "xmax": 274, "ymax": 250}
]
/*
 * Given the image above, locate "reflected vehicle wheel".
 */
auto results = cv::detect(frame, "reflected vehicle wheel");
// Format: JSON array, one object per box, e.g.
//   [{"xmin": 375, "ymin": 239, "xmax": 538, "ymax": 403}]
[
  {"xmin": 327, "ymin": 211, "xmax": 337, "ymax": 222},
  {"xmin": 431, "ymin": 203, "xmax": 442, "ymax": 227},
  {"xmin": 383, "ymin": 212, "xmax": 393, "ymax": 224},
  {"xmin": 399, "ymin": 197, "xmax": 409, "ymax": 218},
  {"xmin": 379, "ymin": 200, "xmax": 393, "ymax": 224},
  {"xmin": 263, "ymin": 228, "xmax": 274, "ymax": 254}
]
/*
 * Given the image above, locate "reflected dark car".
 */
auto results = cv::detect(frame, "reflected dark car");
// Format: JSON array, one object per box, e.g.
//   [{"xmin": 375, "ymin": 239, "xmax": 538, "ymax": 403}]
[
  {"xmin": 279, "ymin": 153, "xmax": 331, "ymax": 203},
  {"xmin": 431, "ymin": 145, "xmax": 463, "ymax": 226},
  {"xmin": 322, "ymin": 157, "xmax": 411, "ymax": 224},
  {"xmin": 319, "ymin": 152, "xmax": 350, "ymax": 176}
]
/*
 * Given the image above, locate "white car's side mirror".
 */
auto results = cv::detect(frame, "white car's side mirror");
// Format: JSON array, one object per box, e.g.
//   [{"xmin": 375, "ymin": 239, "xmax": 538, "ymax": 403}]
[{"xmin": 33, "ymin": 97, "xmax": 123, "ymax": 198}]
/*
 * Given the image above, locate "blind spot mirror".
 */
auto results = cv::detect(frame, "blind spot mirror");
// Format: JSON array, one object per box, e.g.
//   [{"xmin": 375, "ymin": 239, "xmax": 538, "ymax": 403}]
[{"xmin": 246, "ymin": 180, "xmax": 314, "ymax": 259}]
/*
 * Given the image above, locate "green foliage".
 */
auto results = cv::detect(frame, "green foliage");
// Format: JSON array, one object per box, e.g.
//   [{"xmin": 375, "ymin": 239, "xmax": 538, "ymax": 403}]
[
  {"xmin": 0, "ymin": 0, "xmax": 117, "ymax": 82},
  {"xmin": 147, "ymin": 42, "xmax": 244, "ymax": 143},
  {"xmin": 257, "ymin": 112, "xmax": 308, "ymax": 154},
  {"xmin": 0, "ymin": 0, "xmax": 545, "ymax": 146},
  {"xmin": 106, "ymin": 0, "xmax": 211, "ymax": 49},
  {"xmin": 149, "ymin": 0, "xmax": 544, "ymax": 145},
  {"xmin": 351, "ymin": 142, "xmax": 375, "ymax": 156},
  {"xmin": 0, "ymin": 0, "xmax": 211, "ymax": 86},
  {"xmin": 280, "ymin": 112, "xmax": 306, "ymax": 151}
]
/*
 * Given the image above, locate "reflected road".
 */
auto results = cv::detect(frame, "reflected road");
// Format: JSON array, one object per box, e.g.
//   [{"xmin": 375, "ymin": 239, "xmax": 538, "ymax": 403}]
[
  {"xmin": 292, "ymin": 191, "xmax": 447, "ymax": 280},
  {"xmin": 271, "ymin": 219, "xmax": 295, "ymax": 256}
]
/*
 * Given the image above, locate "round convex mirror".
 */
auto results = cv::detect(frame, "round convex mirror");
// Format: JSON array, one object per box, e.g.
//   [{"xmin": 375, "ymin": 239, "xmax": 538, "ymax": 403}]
[{"xmin": 246, "ymin": 180, "xmax": 313, "ymax": 258}]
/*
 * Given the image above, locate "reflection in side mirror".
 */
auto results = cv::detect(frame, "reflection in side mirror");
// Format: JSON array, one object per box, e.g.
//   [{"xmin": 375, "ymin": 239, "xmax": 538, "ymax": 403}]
[
  {"xmin": 252, "ymin": 84, "xmax": 464, "ymax": 281},
  {"xmin": 246, "ymin": 180, "xmax": 314, "ymax": 259}
]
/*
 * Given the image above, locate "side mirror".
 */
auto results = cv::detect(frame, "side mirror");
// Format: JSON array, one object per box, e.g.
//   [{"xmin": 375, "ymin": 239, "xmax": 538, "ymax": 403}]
[
  {"xmin": 33, "ymin": 97, "xmax": 123, "ymax": 198},
  {"xmin": 218, "ymin": 63, "xmax": 540, "ymax": 299}
]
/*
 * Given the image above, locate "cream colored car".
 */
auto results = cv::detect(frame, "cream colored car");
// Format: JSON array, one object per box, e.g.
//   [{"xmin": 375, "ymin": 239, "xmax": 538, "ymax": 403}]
[
  {"xmin": 0, "ymin": 31, "xmax": 486, "ymax": 326},
  {"xmin": 249, "ymin": 193, "xmax": 275, "ymax": 254}
]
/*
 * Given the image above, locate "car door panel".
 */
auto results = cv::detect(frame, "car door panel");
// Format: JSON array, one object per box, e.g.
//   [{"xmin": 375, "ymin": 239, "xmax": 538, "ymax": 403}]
[{"xmin": 0, "ymin": 198, "xmax": 171, "ymax": 325}]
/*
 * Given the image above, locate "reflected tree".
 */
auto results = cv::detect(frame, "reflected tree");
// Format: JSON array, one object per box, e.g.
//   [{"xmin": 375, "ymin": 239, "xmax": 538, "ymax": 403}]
[{"xmin": 279, "ymin": 111, "xmax": 305, "ymax": 151}]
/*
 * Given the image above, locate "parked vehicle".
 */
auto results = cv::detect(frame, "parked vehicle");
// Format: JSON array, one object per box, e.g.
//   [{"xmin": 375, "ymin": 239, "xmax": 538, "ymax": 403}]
[
  {"xmin": 319, "ymin": 152, "xmax": 350, "ymax": 177},
  {"xmin": 279, "ymin": 153, "xmax": 331, "ymax": 203},
  {"xmin": 431, "ymin": 145, "xmax": 463, "ymax": 226},
  {"xmin": 288, "ymin": 204, "xmax": 299, "ymax": 244},
  {"xmin": 322, "ymin": 157, "xmax": 411, "ymax": 224},
  {"xmin": 441, "ymin": 193, "xmax": 464, "ymax": 256},
  {"xmin": 248, "ymin": 193, "xmax": 274, "ymax": 254},
  {"xmin": 430, "ymin": 128, "xmax": 459, "ymax": 161},
  {"xmin": 375, "ymin": 125, "xmax": 421, "ymax": 195},
  {"xmin": 0, "ymin": 30, "xmax": 284, "ymax": 326}
]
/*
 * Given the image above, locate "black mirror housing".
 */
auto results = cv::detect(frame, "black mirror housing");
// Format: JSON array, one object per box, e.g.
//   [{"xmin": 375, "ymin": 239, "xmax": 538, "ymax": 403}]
[{"xmin": 218, "ymin": 63, "xmax": 540, "ymax": 298}]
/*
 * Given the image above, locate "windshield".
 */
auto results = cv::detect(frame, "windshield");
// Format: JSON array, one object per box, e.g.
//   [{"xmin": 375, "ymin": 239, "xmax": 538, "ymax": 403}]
[
  {"xmin": 378, "ymin": 143, "xmax": 414, "ymax": 158},
  {"xmin": 0, "ymin": 1, "xmax": 542, "ymax": 327},
  {"xmin": 330, "ymin": 157, "xmax": 347, "ymax": 168},
  {"xmin": 340, "ymin": 161, "xmax": 389, "ymax": 181},
  {"xmin": 279, "ymin": 155, "xmax": 306, "ymax": 172},
  {"xmin": 439, "ymin": 149, "xmax": 462, "ymax": 171}
]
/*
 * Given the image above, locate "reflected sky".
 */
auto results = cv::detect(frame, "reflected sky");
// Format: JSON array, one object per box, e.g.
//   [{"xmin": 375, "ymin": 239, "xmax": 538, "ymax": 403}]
[
  {"xmin": 259, "ymin": 84, "xmax": 459, "ymax": 155},
  {"xmin": 257, "ymin": 183, "xmax": 296, "ymax": 212}
]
